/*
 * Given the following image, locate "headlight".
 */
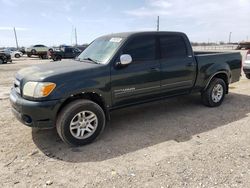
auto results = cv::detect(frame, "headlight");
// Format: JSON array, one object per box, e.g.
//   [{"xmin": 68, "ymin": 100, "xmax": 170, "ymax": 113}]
[{"xmin": 23, "ymin": 82, "xmax": 56, "ymax": 98}]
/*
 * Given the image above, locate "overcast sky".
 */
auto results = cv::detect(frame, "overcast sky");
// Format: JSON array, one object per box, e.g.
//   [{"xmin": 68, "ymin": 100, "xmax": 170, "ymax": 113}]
[{"xmin": 0, "ymin": 0, "xmax": 250, "ymax": 47}]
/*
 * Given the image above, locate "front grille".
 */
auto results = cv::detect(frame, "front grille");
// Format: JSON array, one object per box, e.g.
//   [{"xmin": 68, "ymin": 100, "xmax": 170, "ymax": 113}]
[{"xmin": 14, "ymin": 79, "xmax": 21, "ymax": 94}]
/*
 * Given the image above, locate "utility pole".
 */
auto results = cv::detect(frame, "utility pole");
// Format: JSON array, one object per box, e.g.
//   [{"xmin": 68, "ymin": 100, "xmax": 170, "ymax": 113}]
[
  {"xmin": 75, "ymin": 27, "xmax": 78, "ymax": 46},
  {"xmin": 228, "ymin": 32, "xmax": 232, "ymax": 44},
  {"xmin": 71, "ymin": 26, "xmax": 73, "ymax": 45},
  {"xmin": 13, "ymin": 27, "xmax": 19, "ymax": 49},
  {"xmin": 157, "ymin": 16, "xmax": 159, "ymax": 31}
]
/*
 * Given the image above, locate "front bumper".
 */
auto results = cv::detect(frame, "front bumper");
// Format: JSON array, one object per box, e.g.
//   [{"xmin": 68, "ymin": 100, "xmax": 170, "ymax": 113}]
[
  {"xmin": 5, "ymin": 56, "xmax": 12, "ymax": 63},
  {"xmin": 9, "ymin": 88, "xmax": 62, "ymax": 128}
]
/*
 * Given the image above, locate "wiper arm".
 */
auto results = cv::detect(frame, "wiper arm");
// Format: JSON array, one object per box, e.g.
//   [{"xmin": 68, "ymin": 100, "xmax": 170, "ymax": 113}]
[{"xmin": 82, "ymin": 57, "xmax": 99, "ymax": 64}]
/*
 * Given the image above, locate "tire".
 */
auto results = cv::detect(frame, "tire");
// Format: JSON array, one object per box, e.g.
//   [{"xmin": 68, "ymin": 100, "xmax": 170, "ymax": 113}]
[
  {"xmin": 57, "ymin": 55, "xmax": 62, "ymax": 61},
  {"xmin": 246, "ymin": 74, "xmax": 250, "ymax": 79},
  {"xmin": 27, "ymin": 54, "xmax": 31, "ymax": 57},
  {"xmin": 41, "ymin": 54, "xmax": 47, "ymax": 59},
  {"xmin": 52, "ymin": 56, "xmax": 57, "ymax": 61},
  {"xmin": 0, "ymin": 58, "xmax": 4, "ymax": 64},
  {"xmin": 201, "ymin": 78, "xmax": 226, "ymax": 107},
  {"xmin": 56, "ymin": 100, "xmax": 106, "ymax": 146},
  {"xmin": 31, "ymin": 49, "xmax": 36, "ymax": 55},
  {"xmin": 15, "ymin": 54, "xmax": 21, "ymax": 58},
  {"xmin": 52, "ymin": 55, "xmax": 61, "ymax": 61}
]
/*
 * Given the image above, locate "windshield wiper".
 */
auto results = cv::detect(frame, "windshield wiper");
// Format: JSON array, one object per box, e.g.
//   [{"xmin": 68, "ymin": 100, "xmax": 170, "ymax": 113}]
[{"xmin": 82, "ymin": 57, "xmax": 99, "ymax": 64}]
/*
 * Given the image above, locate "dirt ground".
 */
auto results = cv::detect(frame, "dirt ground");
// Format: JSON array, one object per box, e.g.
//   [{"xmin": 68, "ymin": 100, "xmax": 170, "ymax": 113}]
[{"xmin": 0, "ymin": 52, "xmax": 250, "ymax": 188}]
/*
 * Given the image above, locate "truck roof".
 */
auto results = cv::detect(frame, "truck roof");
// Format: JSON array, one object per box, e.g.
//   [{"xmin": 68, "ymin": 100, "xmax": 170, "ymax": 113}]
[{"xmin": 101, "ymin": 31, "xmax": 186, "ymax": 39}]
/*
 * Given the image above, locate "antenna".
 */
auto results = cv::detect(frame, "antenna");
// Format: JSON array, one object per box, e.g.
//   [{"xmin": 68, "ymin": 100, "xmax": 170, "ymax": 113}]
[
  {"xmin": 157, "ymin": 16, "xmax": 160, "ymax": 31},
  {"xmin": 13, "ymin": 27, "xmax": 19, "ymax": 49}
]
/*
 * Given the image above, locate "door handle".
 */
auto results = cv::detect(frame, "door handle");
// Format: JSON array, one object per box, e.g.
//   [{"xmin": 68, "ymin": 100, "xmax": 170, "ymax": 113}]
[{"xmin": 150, "ymin": 67, "xmax": 160, "ymax": 72}]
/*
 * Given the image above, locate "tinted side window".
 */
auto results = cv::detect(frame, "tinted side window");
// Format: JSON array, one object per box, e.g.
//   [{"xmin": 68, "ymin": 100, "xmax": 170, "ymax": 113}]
[
  {"xmin": 74, "ymin": 48, "xmax": 81, "ymax": 53},
  {"xmin": 123, "ymin": 36, "xmax": 155, "ymax": 61},
  {"xmin": 65, "ymin": 48, "xmax": 73, "ymax": 53},
  {"xmin": 160, "ymin": 35, "xmax": 187, "ymax": 59}
]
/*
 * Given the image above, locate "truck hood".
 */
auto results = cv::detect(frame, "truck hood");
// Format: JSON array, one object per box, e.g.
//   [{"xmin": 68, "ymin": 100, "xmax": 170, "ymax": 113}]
[{"xmin": 16, "ymin": 60, "xmax": 100, "ymax": 81}]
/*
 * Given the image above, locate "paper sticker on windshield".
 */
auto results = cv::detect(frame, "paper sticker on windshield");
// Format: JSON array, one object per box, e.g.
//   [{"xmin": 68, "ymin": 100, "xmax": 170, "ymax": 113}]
[{"xmin": 110, "ymin": 37, "xmax": 122, "ymax": 43}]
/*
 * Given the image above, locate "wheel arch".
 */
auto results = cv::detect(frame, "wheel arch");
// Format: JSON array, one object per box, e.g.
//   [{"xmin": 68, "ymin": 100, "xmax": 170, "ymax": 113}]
[
  {"xmin": 204, "ymin": 71, "xmax": 229, "ymax": 93},
  {"xmin": 57, "ymin": 92, "xmax": 110, "ymax": 121}
]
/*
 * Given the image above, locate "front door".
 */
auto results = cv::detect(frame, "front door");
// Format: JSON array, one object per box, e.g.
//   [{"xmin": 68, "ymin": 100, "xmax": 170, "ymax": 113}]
[{"xmin": 111, "ymin": 35, "xmax": 161, "ymax": 107}]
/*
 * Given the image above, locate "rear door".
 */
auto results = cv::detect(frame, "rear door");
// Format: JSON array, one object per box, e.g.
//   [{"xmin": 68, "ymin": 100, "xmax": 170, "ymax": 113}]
[
  {"xmin": 111, "ymin": 35, "xmax": 161, "ymax": 107},
  {"xmin": 64, "ymin": 48, "xmax": 74, "ymax": 58},
  {"xmin": 159, "ymin": 34, "xmax": 196, "ymax": 94}
]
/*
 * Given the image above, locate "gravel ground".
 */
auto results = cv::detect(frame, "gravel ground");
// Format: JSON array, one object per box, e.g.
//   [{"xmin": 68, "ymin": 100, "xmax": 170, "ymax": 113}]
[{"xmin": 0, "ymin": 52, "xmax": 250, "ymax": 188}]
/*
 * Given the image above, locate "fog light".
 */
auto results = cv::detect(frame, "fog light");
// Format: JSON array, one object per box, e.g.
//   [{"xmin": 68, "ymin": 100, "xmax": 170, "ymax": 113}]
[{"xmin": 22, "ymin": 115, "xmax": 32, "ymax": 124}]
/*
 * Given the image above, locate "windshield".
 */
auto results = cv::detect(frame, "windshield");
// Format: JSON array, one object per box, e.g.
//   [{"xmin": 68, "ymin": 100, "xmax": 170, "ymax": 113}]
[{"xmin": 77, "ymin": 36, "xmax": 124, "ymax": 64}]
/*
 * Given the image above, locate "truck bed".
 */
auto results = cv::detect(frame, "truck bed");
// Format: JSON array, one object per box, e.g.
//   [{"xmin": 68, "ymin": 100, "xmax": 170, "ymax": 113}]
[{"xmin": 194, "ymin": 51, "xmax": 242, "ymax": 90}]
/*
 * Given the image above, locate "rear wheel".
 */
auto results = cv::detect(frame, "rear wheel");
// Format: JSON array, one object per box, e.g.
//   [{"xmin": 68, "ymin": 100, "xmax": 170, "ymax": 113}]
[
  {"xmin": 245, "ymin": 74, "xmax": 250, "ymax": 79},
  {"xmin": 31, "ymin": 49, "xmax": 36, "ymax": 55},
  {"xmin": 201, "ymin": 78, "xmax": 226, "ymax": 107},
  {"xmin": 15, "ymin": 54, "xmax": 21, "ymax": 58},
  {"xmin": 56, "ymin": 100, "xmax": 106, "ymax": 146}
]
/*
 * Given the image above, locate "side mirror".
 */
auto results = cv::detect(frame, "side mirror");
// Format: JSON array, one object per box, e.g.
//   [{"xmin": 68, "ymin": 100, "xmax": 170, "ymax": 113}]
[{"xmin": 120, "ymin": 54, "xmax": 132, "ymax": 65}]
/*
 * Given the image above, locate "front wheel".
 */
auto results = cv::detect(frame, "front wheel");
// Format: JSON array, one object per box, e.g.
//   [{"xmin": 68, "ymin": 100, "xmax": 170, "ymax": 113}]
[
  {"xmin": 246, "ymin": 74, "xmax": 250, "ymax": 79},
  {"xmin": 41, "ymin": 54, "xmax": 47, "ymax": 59},
  {"xmin": 52, "ymin": 55, "xmax": 61, "ymax": 61},
  {"xmin": 0, "ymin": 58, "xmax": 4, "ymax": 64},
  {"xmin": 201, "ymin": 78, "xmax": 226, "ymax": 107},
  {"xmin": 56, "ymin": 100, "xmax": 106, "ymax": 146}
]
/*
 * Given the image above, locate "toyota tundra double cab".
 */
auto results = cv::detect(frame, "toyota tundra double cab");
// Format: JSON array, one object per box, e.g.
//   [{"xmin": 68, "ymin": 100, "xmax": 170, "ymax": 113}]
[
  {"xmin": 48, "ymin": 47, "xmax": 82, "ymax": 61},
  {"xmin": 10, "ymin": 31, "xmax": 242, "ymax": 146}
]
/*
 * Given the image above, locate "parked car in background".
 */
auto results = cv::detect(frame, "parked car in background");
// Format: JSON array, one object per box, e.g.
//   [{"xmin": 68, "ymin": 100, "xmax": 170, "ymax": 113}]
[
  {"xmin": 0, "ymin": 51, "xmax": 12, "ymax": 64},
  {"xmin": 19, "ymin": 47, "xmax": 26, "ymax": 55},
  {"xmin": 1, "ymin": 48, "xmax": 23, "ymax": 58},
  {"xmin": 243, "ymin": 50, "xmax": 250, "ymax": 79},
  {"xmin": 236, "ymin": 42, "xmax": 250, "ymax": 50},
  {"xmin": 26, "ymin": 44, "xmax": 52, "ymax": 59},
  {"xmin": 75, "ymin": 44, "xmax": 88, "ymax": 52},
  {"xmin": 10, "ymin": 31, "xmax": 242, "ymax": 146},
  {"xmin": 48, "ymin": 47, "xmax": 82, "ymax": 61}
]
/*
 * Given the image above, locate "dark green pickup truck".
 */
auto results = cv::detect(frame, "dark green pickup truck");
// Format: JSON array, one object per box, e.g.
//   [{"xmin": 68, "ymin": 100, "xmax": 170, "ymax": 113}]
[{"xmin": 10, "ymin": 31, "xmax": 242, "ymax": 146}]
